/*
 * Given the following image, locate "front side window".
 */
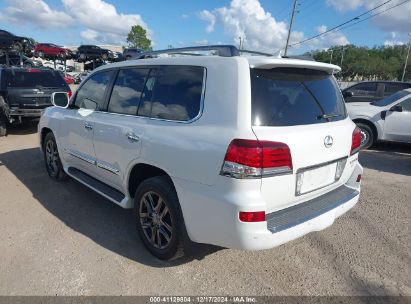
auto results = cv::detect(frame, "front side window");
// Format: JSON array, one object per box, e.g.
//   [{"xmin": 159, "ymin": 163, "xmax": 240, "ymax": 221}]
[
  {"xmin": 108, "ymin": 68, "xmax": 149, "ymax": 115},
  {"xmin": 74, "ymin": 70, "xmax": 114, "ymax": 110},
  {"xmin": 350, "ymin": 83, "xmax": 377, "ymax": 96},
  {"xmin": 148, "ymin": 66, "xmax": 204, "ymax": 121},
  {"xmin": 398, "ymin": 98, "xmax": 411, "ymax": 112},
  {"xmin": 251, "ymin": 68, "xmax": 346, "ymax": 126}
]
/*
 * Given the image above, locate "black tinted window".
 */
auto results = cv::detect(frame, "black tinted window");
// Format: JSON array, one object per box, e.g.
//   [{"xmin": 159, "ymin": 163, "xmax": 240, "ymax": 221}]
[
  {"xmin": 349, "ymin": 82, "xmax": 377, "ymax": 96},
  {"xmin": 148, "ymin": 66, "xmax": 204, "ymax": 121},
  {"xmin": 251, "ymin": 68, "xmax": 346, "ymax": 126},
  {"xmin": 75, "ymin": 70, "xmax": 114, "ymax": 110},
  {"xmin": 3, "ymin": 70, "xmax": 67, "ymax": 88},
  {"xmin": 373, "ymin": 91, "xmax": 410, "ymax": 107},
  {"xmin": 108, "ymin": 68, "xmax": 149, "ymax": 115}
]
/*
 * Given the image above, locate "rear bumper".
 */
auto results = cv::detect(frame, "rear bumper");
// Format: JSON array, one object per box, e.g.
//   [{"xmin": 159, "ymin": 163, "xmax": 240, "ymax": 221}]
[{"xmin": 175, "ymin": 162, "xmax": 363, "ymax": 250}]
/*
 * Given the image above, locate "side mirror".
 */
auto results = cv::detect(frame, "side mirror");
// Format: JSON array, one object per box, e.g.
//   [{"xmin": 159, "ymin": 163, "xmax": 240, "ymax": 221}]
[
  {"xmin": 343, "ymin": 91, "xmax": 354, "ymax": 98},
  {"xmin": 389, "ymin": 105, "xmax": 403, "ymax": 112},
  {"xmin": 51, "ymin": 92, "xmax": 69, "ymax": 108}
]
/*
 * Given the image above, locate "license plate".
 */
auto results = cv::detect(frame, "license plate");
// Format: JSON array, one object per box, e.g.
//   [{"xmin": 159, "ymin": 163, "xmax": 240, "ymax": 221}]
[{"xmin": 296, "ymin": 162, "xmax": 338, "ymax": 195}]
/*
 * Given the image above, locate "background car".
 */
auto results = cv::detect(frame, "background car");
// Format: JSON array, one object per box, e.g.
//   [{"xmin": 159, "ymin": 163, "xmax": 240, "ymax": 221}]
[
  {"xmin": 76, "ymin": 45, "xmax": 111, "ymax": 62},
  {"xmin": 0, "ymin": 52, "xmax": 43, "ymax": 68},
  {"xmin": 347, "ymin": 88, "xmax": 411, "ymax": 148},
  {"xmin": 342, "ymin": 81, "xmax": 411, "ymax": 104},
  {"xmin": 34, "ymin": 43, "xmax": 73, "ymax": 59},
  {"xmin": 0, "ymin": 30, "xmax": 34, "ymax": 55},
  {"xmin": 0, "ymin": 67, "xmax": 71, "ymax": 136},
  {"xmin": 58, "ymin": 71, "xmax": 75, "ymax": 84},
  {"xmin": 123, "ymin": 48, "xmax": 143, "ymax": 60}
]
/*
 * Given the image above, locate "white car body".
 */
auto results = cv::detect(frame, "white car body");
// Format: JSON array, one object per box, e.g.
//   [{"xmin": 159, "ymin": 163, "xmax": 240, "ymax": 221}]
[
  {"xmin": 347, "ymin": 88, "xmax": 411, "ymax": 144},
  {"xmin": 38, "ymin": 53, "xmax": 363, "ymax": 251}
]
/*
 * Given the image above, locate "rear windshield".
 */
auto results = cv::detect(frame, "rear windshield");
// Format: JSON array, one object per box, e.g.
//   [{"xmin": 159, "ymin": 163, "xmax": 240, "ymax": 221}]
[
  {"xmin": 372, "ymin": 90, "xmax": 410, "ymax": 107},
  {"xmin": 251, "ymin": 68, "xmax": 346, "ymax": 126},
  {"xmin": 3, "ymin": 70, "xmax": 67, "ymax": 88}
]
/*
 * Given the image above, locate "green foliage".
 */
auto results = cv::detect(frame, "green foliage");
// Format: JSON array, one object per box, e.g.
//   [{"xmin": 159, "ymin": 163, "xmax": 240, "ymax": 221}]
[
  {"xmin": 313, "ymin": 44, "xmax": 410, "ymax": 81},
  {"xmin": 127, "ymin": 25, "xmax": 152, "ymax": 51}
]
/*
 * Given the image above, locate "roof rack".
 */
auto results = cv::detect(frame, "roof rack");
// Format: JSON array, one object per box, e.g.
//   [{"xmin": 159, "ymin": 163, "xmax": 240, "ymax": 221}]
[
  {"xmin": 239, "ymin": 49, "xmax": 273, "ymax": 56},
  {"xmin": 136, "ymin": 45, "xmax": 241, "ymax": 59}
]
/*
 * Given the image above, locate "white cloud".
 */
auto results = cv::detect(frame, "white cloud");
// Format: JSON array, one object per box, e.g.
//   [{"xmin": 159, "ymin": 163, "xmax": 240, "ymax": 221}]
[
  {"xmin": 326, "ymin": 0, "xmax": 365, "ymax": 12},
  {"xmin": 327, "ymin": 0, "xmax": 411, "ymax": 33},
  {"xmin": 199, "ymin": 10, "xmax": 216, "ymax": 33},
  {"xmin": 62, "ymin": 0, "xmax": 150, "ymax": 44},
  {"xmin": 307, "ymin": 25, "xmax": 349, "ymax": 49},
  {"xmin": 0, "ymin": 0, "xmax": 73, "ymax": 28},
  {"xmin": 199, "ymin": 0, "xmax": 304, "ymax": 52},
  {"xmin": 195, "ymin": 39, "xmax": 209, "ymax": 45}
]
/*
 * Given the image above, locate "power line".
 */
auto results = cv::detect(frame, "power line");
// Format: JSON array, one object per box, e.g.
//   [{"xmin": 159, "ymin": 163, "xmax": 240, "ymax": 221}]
[
  {"xmin": 329, "ymin": 0, "xmax": 410, "ymax": 35},
  {"xmin": 288, "ymin": 0, "xmax": 395, "ymax": 48}
]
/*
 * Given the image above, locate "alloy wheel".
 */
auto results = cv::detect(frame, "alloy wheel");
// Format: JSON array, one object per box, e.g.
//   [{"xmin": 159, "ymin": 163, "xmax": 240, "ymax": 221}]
[
  {"xmin": 45, "ymin": 139, "xmax": 59, "ymax": 176},
  {"xmin": 139, "ymin": 191, "xmax": 173, "ymax": 250}
]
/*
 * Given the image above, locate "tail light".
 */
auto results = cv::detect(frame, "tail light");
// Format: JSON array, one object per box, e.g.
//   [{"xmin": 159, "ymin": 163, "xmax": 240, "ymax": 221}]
[
  {"xmin": 67, "ymin": 89, "xmax": 72, "ymax": 98},
  {"xmin": 351, "ymin": 127, "xmax": 361, "ymax": 155},
  {"xmin": 220, "ymin": 139, "xmax": 293, "ymax": 179},
  {"xmin": 239, "ymin": 211, "xmax": 266, "ymax": 222}
]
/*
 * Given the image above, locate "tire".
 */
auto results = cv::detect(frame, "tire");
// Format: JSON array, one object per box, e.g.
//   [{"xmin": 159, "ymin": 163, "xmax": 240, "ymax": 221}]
[
  {"xmin": 356, "ymin": 122, "xmax": 374, "ymax": 149},
  {"xmin": 125, "ymin": 55, "xmax": 132, "ymax": 61},
  {"xmin": 0, "ymin": 115, "xmax": 6, "ymax": 137},
  {"xmin": 134, "ymin": 176, "xmax": 187, "ymax": 260},
  {"xmin": 59, "ymin": 51, "xmax": 66, "ymax": 59},
  {"xmin": 102, "ymin": 53, "xmax": 108, "ymax": 60},
  {"xmin": 43, "ymin": 132, "xmax": 67, "ymax": 181},
  {"xmin": 38, "ymin": 51, "xmax": 44, "ymax": 58}
]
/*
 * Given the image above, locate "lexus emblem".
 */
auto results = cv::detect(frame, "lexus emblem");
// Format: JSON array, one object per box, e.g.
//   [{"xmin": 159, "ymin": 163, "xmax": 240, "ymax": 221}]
[{"xmin": 324, "ymin": 136, "xmax": 333, "ymax": 148}]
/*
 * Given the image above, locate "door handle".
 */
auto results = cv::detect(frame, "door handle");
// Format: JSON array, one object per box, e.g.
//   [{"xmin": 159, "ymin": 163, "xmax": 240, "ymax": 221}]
[
  {"xmin": 84, "ymin": 123, "xmax": 93, "ymax": 130},
  {"xmin": 126, "ymin": 132, "xmax": 139, "ymax": 142}
]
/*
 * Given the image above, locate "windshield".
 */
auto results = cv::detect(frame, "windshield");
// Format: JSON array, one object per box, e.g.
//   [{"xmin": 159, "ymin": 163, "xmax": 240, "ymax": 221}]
[
  {"xmin": 251, "ymin": 68, "xmax": 346, "ymax": 126},
  {"xmin": 372, "ymin": 90, "xmax": 410, "ymax": 107},
  {"xmin": 4, "ymin": 70, "xmax": 67, "ymax": 88}
]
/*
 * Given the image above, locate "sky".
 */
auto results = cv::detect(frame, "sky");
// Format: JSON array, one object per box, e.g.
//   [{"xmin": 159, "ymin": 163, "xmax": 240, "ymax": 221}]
[{"xmin": 0, "ymin": 0, "xmax": 410, "ymax": 55}]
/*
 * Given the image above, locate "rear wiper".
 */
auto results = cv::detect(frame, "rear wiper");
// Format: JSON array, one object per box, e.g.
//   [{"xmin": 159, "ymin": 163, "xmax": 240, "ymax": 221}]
[{"xmin": 317, "ymin": 113, "xmax": 342, "ymax": 120}]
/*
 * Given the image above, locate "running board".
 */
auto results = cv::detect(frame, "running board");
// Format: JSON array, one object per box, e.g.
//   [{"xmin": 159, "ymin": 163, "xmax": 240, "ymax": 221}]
[{"xmin": 67, "ymin": 167, "xmax": 125, "ymax": 204}]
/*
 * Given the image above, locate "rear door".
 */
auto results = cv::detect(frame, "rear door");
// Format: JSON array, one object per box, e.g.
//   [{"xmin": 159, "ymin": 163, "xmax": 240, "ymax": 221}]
[
  {"xmin": 250, "ymin": 67, "xmax": 355, "ymax": 212},
  {"xmin": 92, "ymin": 67, "xmax": 152, "ymax": 190}
]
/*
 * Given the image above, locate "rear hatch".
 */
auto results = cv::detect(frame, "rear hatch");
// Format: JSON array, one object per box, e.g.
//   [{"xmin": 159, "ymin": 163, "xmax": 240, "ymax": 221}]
[
  {"xmin": 3, "ymin": 69, "xmax": 68, "ymax": 109},
  {"xmin": 250, "ymin": 66, "xmax": 356, "ymax": 213}
]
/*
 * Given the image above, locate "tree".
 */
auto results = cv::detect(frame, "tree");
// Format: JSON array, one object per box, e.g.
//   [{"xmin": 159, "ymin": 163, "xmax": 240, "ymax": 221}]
[{"xmin": 127, "ymin": 25, "xmax": 152, "ymax": 51}]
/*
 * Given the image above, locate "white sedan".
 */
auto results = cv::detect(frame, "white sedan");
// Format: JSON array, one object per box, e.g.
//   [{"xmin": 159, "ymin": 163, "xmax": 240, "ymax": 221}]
[{"xmin": 347, "ymin": 88, "xmax": 411, "ymax": 148}]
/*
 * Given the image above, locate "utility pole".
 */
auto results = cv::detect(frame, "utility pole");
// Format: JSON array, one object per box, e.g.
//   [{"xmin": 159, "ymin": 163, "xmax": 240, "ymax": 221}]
[
  {"xmin": 340, "ymin": 46, "xmax": 345, "ymax": 68},
  {"xmin": 401, "ymin": 33, "xmax": 411, "ymax": 82},
  {"xmin": 284, "ymin": 0, "xmax": 298, "ymax": 56},
  {"xmin": 329, "ymin": 49, "xmax": 334, "ymax": 64}
]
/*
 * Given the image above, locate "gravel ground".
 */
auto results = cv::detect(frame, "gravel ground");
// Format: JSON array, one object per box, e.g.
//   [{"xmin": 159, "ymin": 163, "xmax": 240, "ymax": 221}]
[{"xmin": 0, "ymin": 122, "xmax": 410, "ymax": 296}]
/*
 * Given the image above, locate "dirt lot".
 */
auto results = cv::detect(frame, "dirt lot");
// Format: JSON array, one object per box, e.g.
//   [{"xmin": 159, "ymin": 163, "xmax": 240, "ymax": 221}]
[{"xmin": 0, "ymin": 122, "xmax": 410, "ymax": 296}]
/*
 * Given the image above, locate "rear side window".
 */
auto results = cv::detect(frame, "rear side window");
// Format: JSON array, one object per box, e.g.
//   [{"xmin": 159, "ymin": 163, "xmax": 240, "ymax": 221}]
[
  {"xmin": 148, "ymin": 66, "xmax": 204, "ymax": 121},
  {"xmin": 108, "ymin": 68, "xmax": 149, "ymax": 115},
  {"xmin": 3, "ymin": 70, "xmax": 67, "ymax": 88},
  {"xmin": 74, "ymin": 70, "xmax": 114, "ymax": 110},
  {"xmin": 251, "ymin": 68, "xmax": 346, "ymax": 126}
]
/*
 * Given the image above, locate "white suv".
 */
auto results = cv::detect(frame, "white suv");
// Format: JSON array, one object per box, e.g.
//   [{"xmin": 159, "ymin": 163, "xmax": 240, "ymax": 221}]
[{"xmin": 38, "ymin": 46, "xmax": 363, "ymax": 260}]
